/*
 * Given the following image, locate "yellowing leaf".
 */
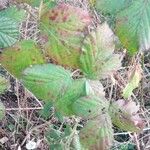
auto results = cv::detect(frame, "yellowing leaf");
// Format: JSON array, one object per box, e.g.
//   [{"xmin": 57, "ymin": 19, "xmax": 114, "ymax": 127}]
[
  {"xmin": 0, "ymin": 40, "xmax": 46, "ymax": 78},
  {"xmin": 123, "ymin": 64, "xmax": 142, "ymax": 99},
  {"xmin": 88, "ymin": 0, "xmax": 96, "ymax": 6}
]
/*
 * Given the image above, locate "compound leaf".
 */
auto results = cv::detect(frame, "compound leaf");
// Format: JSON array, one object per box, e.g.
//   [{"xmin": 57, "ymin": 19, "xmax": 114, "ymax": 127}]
[
  {"xmin": 80, "ymin": 114, "xmax": 113, "ymax": 150},
  {"xmin": 0, "ymin": 40, "xmax": 46, "ymax": 78},
  {"xmin": 22, "ymin": 63, "xmax": 72, "ymax": 101},
  {"xmin": 0, "ymin": 6, "xmax": 25, "ymax": 48},
  {"xmin": 115, "ymin": 0, "xmax": 150, "ymax": 54}
]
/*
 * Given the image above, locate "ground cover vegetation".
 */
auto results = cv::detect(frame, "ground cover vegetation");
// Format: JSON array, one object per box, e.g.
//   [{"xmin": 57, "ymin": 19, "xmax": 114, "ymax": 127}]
[{"xmin": 0, "ymin": 0, "xmax": 150, "ymax": 149}]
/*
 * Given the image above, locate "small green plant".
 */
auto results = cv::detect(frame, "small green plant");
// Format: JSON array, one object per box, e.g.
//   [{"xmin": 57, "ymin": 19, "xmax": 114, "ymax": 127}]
[{"xmin": 0, "ymin": 1, "xmax": 146, "ymax": 149}]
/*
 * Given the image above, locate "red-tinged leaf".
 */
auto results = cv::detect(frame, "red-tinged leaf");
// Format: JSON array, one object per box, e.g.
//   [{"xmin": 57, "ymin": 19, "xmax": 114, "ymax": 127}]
[
  {"xmin": 40, "ymin": 3, "xmax": 92, "ymax": 68},
  {"xmin": 109, "ymin": 99, "xmax": 144, "ymax": 132},
  {"xmin": 80, "ymin": 114, "xmax": 113, "ymax": 150},
  {"xmin": 80, "ymin": 23, "xmax": 122, "ymax": 79},
  {"xmin": 41, "ymin": 3, "xmax": 92, "ymax": 34}
]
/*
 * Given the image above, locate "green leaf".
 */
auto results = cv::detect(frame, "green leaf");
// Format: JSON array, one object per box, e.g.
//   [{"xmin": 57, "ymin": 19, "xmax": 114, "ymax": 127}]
[
  {"xmin": 123, "ymin": 64, "xmax": 142, "ymax": 99},
  {"xmin": 115, "ymin": 0, "xmax": 150, "ymax": 54},
  {"xmin": 80, "ymin": 114, "xmax": 113, "ymax": 150},
  {"xmin": 109, "ymin": 100, "xmax": 144, "ymax": 132},
  {"xmin": 72, "ymin": 95, "xmax": 109, "ymax": 119},
  {"xmin": 55, "ymin": 79, "xmax": 88, "ymax": 115},
  {"xmin": 40, "ymin": 101, "xmax": 53, "ymax": 119},
  {"xmin": 0, "ymin": 40, "xmax": 46, "ymax": 78},
  {"xmin": 46, "ymin": 128, "xmax": 61, "ymax": 140},
  {"xmin": 41, "ymin": 3, "xmax": 92, "ymax": 68},
  {"xmin": 0, "ymin": 6, "xmax": 25, "ymax": 48},
  {"xmin": 0, "ymin": 6, "xmax": 26, "ymax": 22},
  {"xmin": 0, "ymin": 101, "xmax": 5, "ymax": 120},
  {"xmin": 0, "ymin": 75, "xmax": 9, "ymax": 94},
  {"xmin": 96, "ymin": 0, "xmax": 131, "ymax": 15},
  {"xmin": 54, "ymin": 111, "xmax": 64, "ymax": 123},
  {"xmin": 49, "ymin": 144, "xmax": 63, "ymax": 150},
  {"xmin": 80, "ymin": 23, "xmax": 122, "ymax": 79},
  {"xmin": 22, "ymin": 63, "xmax": 72, "ymax": 101},
  {"xmin": 43, "ymin": 35, "xmax": 81, "ymax": 68},
  {"xmin": 64, "ymin": 125, "xmax": 72, "ymax": 137}
]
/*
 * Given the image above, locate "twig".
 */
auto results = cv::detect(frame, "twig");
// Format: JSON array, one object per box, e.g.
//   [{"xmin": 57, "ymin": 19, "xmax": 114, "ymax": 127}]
[
  {"xmin": 114, "ymin": 127, "xmax": 150, "ymax": 136},
  {"xmin": 6, "ymin": 107, "xmax": 43, "ymax": 111}
]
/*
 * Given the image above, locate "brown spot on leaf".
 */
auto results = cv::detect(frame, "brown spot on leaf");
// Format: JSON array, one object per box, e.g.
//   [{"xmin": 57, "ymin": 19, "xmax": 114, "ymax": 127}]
[
  {"xmin": 62, "ymin": 16, "xmax": 68, "ymax": 22},
  {"xmin": 49, "ymin": 15, "xmax": 57, "ymax": 21},
  {"xmin": 32, "ymin": 58, "xmax": 36, "ymax": 62}
]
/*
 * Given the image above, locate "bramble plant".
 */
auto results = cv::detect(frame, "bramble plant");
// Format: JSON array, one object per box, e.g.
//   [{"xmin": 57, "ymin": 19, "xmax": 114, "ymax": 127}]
[{"xmin": 0, "ymin": 0, "xmax": 147, "ymax": 149}]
